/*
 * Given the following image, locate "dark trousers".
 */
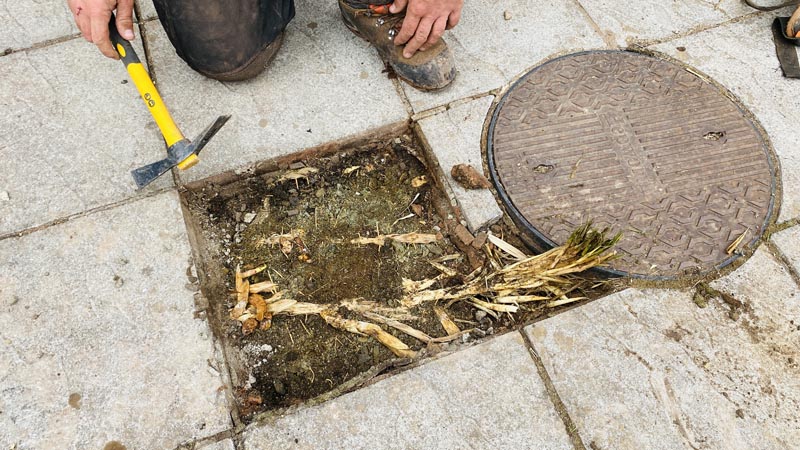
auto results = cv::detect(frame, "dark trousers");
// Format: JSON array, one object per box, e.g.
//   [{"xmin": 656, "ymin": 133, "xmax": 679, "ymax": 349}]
[{"xmin": 152, "ymin": 0, "xmax": 295, "ymax": 78}]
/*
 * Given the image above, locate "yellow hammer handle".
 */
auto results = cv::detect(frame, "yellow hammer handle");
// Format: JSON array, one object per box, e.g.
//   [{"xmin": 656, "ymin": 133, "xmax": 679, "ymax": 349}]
[{"xmin": 109, "ymin": 15, "xmax": 185, "ymax": 148}]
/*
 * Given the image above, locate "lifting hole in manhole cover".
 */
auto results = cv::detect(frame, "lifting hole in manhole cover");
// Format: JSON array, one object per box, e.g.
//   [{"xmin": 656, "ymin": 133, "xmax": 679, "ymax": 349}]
[{"xmin": 486, "ymin": 51, "xmax": 778, "ymax": 280}]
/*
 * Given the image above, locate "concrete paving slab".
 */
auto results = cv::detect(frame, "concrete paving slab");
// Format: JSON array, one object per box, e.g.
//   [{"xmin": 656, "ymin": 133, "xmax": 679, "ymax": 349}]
[
  {"xmin": 577, "ymin": 0, "xmax": 752, "ymax": 47},
  {"xmin": 652, "ymin": 12, "xmax": 800, "ymax": 222},
  {"xmin": 242, "ymin": 332, "xmax": 572, "ymax": 450},
  {"xmin": 400, "ymin": 0, "xmax": 606, "ymax": 113},
  {"xmin": 142, "ymin": 0, "xmax": 408, "ymax": 185},
  {"xmin": 0, "ymin": 32, "xmax": 172, "ymax": 236},
  {"xmin": 526, "ymin": 250, "xmax": 800, "ymax": 450},
  {"xmin": 0, "ymin": 0, "xmax": 77, "ymax": 51},
  {"xmin": 772, "ymin": 225, "xmax": 800, "ymax": 274},
  {"xmin": 0, "ymin": 192, "xmax": 231, "ymax": 449},
  {"xmin": 136, "ymin": 0, "xmax": 158, "ymax": 21},
  {"xmin": 418, "ymin": 95, "xmax": 502, "ymax": 231}
]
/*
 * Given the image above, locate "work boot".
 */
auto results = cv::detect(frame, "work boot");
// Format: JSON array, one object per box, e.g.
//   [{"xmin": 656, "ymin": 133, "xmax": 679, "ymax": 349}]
[{"xmin": 338, "ymin": 0, "xmax": 456, "ymax": 91}]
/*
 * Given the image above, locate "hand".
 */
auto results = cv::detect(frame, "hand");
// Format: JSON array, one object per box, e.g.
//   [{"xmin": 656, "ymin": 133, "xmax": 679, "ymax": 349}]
[
  {"xmin": 67, "ymin": 0, "xmax": 135, "ymax": 59},
  {"xmin": 391, "ymin": 0, "xmax": 463, "ymax": 58}
]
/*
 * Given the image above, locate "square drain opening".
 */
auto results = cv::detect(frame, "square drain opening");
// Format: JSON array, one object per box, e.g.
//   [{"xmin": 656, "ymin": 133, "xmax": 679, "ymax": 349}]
[{"xmin": 181, "ymin": 133, "xmax": 487, "ymax": 419}]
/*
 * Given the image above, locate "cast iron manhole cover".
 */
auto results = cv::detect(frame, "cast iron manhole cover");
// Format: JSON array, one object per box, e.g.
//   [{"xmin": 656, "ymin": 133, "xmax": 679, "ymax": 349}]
[{"xmin": 487, "ymin": 51, "xmax": 777, "ymax": 279}]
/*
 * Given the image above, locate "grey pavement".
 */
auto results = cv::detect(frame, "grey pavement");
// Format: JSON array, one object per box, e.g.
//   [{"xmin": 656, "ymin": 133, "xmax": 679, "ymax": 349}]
[
  {"xmin": 417, "ymin": 95, "xmax": 503, "ymax": 232},
  {"xmin": 527, "ymin": 249, "xmax": 800, "ymax": 449},
  {"xmin": 243, "ymin": 333, "xmax": 572, "ymax": 450},
  {"xmin": 772, "ymin": 226, "xmax": 800, "ymax": 274},
  {"xmin": 0, "ymin": 26, "xmax": 171, "ymax": 237},
  {"xmin": 0, "ymin": 192, "xmax": 230, "ymax": 449},
  {"xmin": 2, "ymin": 0, "xmax": 800, "ymax": 448}
]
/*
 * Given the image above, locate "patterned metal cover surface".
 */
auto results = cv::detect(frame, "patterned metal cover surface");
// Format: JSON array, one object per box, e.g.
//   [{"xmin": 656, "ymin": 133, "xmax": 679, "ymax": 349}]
[{"xmin": 487, "ymin": 51, "xmax": 776, "ymax": 279}]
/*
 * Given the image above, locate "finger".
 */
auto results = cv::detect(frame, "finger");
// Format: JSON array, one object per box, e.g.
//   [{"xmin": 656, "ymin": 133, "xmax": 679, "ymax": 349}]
[
  {"xmin": 403, "ymin": 17, "xmax": 433, "ymax": 58},
  {"xmin": 76, "ymin": 12, "xmax": 92, "ymax": 42},
  {"xmin": 116, "ymin": 0, "xmax": 136, "ymax": 40},
  {"xmin": 420, "ymin": 16, "xmax": 447, "ymax": 51},
  {"xmin": 389, "ymin": 0, "xmax": 407, "ymax": 14},
  {"xmin": 446, "ymin": 9, "xmax": 461, "ymax": 30},
  {"xmin": 394, "ymin": 13, "xmax": 420, "ymax": 46},
  {"xmin": 91, "ymin": 13, "xmax": 119, "ymax": 59}
]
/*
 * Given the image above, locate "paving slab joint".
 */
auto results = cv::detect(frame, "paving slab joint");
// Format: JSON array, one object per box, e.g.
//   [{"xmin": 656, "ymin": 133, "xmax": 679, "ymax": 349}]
[
  {"xmin": 174, "ymin": 429, "xmax": 236, "ymax": 450},
  {"xmin": 178, "ymin": 197, "xmax": 246, "ymax": 428},
  {"xmin": 765, "ymin": 239, "xmax": 800, "ymax": 287},
  {"xmin": 0, "ymin": 186, "xmax": 176, "ymax": 241},
  {"xmin": 767, "ymin": 217, "xmax": 800, "ymax": 236},
  {"xmin": 637, "ymin": 9, "xmax": 771, "ymax": 48},
  {"xmin": 519, "ymin": 329, "xmax": 587, "ymax": 450},
  {"xmin": 571, "ymin": 0, "xmax": 615, "ymax": 48},
  {"xmin": 1, "ymin": 33, "xmax": 82, "ymax": 57},
  {"xmin": 410, "ymin": 89, "xmax": 500, "ymax": 123}
]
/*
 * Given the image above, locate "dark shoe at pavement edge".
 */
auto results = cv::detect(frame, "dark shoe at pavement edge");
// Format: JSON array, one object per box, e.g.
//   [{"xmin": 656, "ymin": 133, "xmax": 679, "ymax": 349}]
[{"xmin": 338, "ymin": 0, "xmax": 456, "ymax": 91}]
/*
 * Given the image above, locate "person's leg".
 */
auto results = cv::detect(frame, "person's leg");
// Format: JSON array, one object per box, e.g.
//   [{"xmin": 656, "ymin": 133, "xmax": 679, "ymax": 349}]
[{"xmin": 152, "ymin": 0, "xmax": 294, "ymax": 81}]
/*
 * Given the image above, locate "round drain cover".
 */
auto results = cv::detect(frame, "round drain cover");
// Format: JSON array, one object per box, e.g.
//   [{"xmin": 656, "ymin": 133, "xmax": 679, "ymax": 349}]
[{"xmin": 487, "ymin": 51, "xmax": 776, "ymax": 279}]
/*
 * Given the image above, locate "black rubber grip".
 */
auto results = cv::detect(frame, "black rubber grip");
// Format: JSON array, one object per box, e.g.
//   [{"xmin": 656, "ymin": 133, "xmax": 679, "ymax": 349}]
[{"xmin": 108, "ymin": 13, "xmax": 141, "ymax": 67}]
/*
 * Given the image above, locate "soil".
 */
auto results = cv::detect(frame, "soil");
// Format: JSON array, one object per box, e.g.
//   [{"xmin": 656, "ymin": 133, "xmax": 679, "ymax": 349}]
[{"xmin": 181, "ymin": 134, "xmax": 610, "ymax": 421}]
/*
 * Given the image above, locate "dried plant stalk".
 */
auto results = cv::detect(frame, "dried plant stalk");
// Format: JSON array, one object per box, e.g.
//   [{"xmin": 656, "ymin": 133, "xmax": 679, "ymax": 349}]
[
  {"xmin": 249, "ymin": 281, "xmax": 277, "ymax": 294},
  {"xmin": 487, "ymin": 233, "xmax": 527, "ymax": 261},
  {"xmin": 352, "ymin": 233, "xmax": 440, "ymax": 248},
  {"xmin": 320, "ymin": 311, "xmax": 417, "ymax": 358},
  {"xmin": 433, "ymin": 306, "xmax": 460, "ymax": 336},
  {"xmin": 359, "ymin": 311, "xmax": 433, "ymax": 343},
  {"xmin": 402, "ymin": 223, "xmax": 619, "ymax": 311},
  {"xmin": 240, "ymin": 265, "xmax": 267, "ymax": 278},
  {"xmin": 231, "ymin": 279, "xmax": 250, "ymax": 319}
]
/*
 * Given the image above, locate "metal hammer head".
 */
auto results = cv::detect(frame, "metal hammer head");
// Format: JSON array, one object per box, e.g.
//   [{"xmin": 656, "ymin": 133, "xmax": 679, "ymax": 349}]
[{"xmin": 131, "ymin": 115, "xmax": 231, "ymax": 189}]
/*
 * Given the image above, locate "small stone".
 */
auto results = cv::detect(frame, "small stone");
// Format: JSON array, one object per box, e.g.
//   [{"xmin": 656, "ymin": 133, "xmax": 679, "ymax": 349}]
[
  {"xmin": 454, "ymin": 224, "xmax": 475, "ymax": 246},
  {"xmin": 315, "ymin": 188, "xmax": 325, "ymax": 198},
  {"xmin": 274, "ymin": 379, "xmax": 286, "ymax": 395},
  {"xmin": 451, "ymin": 164, "xmax": 491, "ymax": 190},
  {"xmin": 472, "ymin": 232, "xmax": 488, "ymax": 250},
  {"xmin": 0, "ymin": 191, "xmax": 9, "ymax": 202},
  {"xmin": 287, "ymin": 209, "xmax": 300, "ymax": 217},
  {"xmin": 504, "ymin": 10, "xmax": 512, "ymax": 20},
  {"xmin": 243, "ymin": 213, "xmax": 256, "ymax": 223},
  {"xmin": 289, "ymin": 162, "xmax": 306, "ymax": 170},
  {"xmin": 475, "ymin": 310, "xmax": 487, "ymax": 321}
]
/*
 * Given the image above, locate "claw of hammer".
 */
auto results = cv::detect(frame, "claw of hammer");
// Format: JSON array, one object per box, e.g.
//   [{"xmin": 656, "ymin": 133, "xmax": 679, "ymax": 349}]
[{"xmin": 130, "ymin": 115, "xmax": 231, "ymax": 189}]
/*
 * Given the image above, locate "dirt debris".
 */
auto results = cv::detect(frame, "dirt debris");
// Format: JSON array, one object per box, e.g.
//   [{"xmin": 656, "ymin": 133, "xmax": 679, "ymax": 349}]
[{"xmin": 450, "ymin": 164, "xmax": 491, "ymax": 190}]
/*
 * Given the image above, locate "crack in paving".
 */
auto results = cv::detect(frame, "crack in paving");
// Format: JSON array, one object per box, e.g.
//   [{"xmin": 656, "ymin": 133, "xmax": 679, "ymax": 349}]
[{"xmin": 519, "ymin": 329, "xmax": 587, "ymax": 450}]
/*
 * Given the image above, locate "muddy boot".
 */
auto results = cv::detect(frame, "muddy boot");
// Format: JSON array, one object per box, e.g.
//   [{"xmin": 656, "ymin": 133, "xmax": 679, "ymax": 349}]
[{"xmin": 338, "ymin": 0, "xmax": 456, "ymax": 91}]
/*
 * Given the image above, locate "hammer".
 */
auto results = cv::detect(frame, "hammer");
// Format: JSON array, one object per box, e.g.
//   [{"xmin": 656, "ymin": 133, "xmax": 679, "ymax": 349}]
[{"xmin": 108, "ymin": 15, "xmax": 230, "ymax": 189}]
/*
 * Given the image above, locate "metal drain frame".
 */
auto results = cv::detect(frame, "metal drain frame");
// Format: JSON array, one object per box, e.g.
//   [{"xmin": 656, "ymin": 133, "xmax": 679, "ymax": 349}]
[{"xmin": 484, "ymin": 50, "xmax": 779, "ymax": 281}]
